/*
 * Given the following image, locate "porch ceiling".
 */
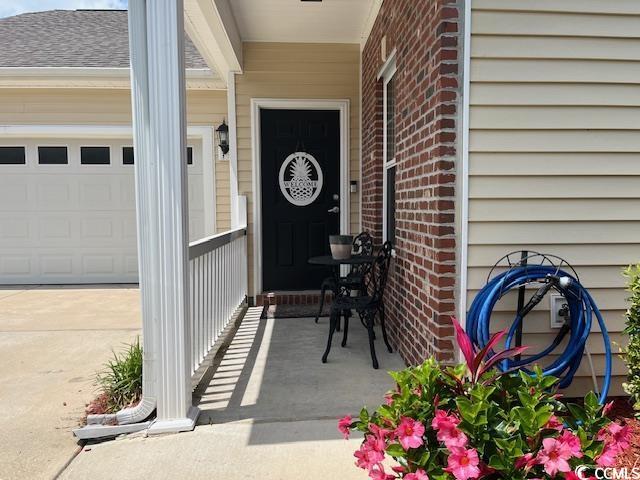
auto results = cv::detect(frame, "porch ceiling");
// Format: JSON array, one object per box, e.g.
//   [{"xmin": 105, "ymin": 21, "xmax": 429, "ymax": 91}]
[{"xmin": 228, "ymin": 0, "xmax": 381, "ymax": 44}]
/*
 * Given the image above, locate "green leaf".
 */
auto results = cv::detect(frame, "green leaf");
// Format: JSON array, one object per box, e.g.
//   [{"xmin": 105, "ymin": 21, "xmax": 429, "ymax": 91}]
[
  {"xmin": 584, "ymin": 391, "xmax": 599, "ymax": 412},
  {"xmin": 456, "ymin": 397, "xmax": 477, "ymax": 422},
  {"xmin": 494, "ymin": 438, "xmax": 516, "ymax": 455},
  {"xmin": 517, "ymin": 390, "xmax": 534, "ymax": 409},
  {"xmin": 359, "ymin": 407, "xmax": 369, "ymax": 424},
  {"xmin": 535, "ymin": 409, "xmax": 553, "ymax": 429},
  {"xmin": 488, "ymin": 454, "xmax": 509, "ymax": 470},
  {"xmin": 567, "ymin": 403, "xmax": 587, "ymax": 423},
  {"xmin": 417, "ymin": 451, "xmax": 431, "ymax": 467},
  {"xmin": 385, "ymin": 443, "xmax": 405, "ymax": 458}
]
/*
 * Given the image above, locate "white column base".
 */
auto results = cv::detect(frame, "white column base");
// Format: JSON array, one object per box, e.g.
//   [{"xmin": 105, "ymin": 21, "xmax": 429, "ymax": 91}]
[{"xmin": 148, "ymin": 406, "xmax": 200, "ymax": 435}]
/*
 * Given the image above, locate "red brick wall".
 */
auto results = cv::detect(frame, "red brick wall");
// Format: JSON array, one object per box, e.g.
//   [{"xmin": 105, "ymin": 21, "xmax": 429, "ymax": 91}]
[{"xmin": 361, "ymin": 0, "xmax": 461, "ymax": 364}]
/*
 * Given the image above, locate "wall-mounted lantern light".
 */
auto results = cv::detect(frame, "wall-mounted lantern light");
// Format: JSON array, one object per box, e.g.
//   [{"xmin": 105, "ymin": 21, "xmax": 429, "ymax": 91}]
[{"xmin": 216, "ymin": 120, "xmax": 229, "ymax": 156}]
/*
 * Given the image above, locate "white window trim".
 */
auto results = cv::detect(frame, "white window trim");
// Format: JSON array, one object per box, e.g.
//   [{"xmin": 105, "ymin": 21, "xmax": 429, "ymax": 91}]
[{"xmin": 380, "ymin": 52, "xmax": 397, "ymax": 246}]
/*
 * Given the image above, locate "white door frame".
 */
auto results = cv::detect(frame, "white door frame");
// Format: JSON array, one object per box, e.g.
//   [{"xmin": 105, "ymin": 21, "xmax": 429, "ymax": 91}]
[
  {"xmin": 250, "ymin": 98, "xmax": 350, "ymax": 296},
  {"xmin": 0, "ymin": 124, "xmax": 217, "ymax": 236}
]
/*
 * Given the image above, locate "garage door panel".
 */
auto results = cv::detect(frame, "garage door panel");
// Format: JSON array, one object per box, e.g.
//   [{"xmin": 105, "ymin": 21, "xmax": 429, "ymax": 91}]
[
  {"xmin": 1, "ymin": 256, "xmax": 31, "ymax": 275},
  {"xmin": 38, "ymin": 217, "xmax": 72, "ymax": 241},
  {"xmin": 82, "ymin": 255, "xmax": 115, "ymax": 275},
  {"xmin": 124, "ymin": 255, "xmax": 138, "ymax": 275},
  {"xmin": 40, "ymin": 255, "xmax": 74, "ymax": 275},
  {"xmin": 0, "ymin": 218, "xmax": 30, "ymax": 239},
  {"xmin": 122, "ymin": 217, "xmax": 137, "ymax": 239},
  {"xmin": 0, "ymin": 182, "xmax": 28, "ymax": 209},
  {"xmin": 0, "ymin": 137, "xmax": 207, "ymax": 284},
  {"xmin": 189, "ymin": 215, "xmax": 204, "ymax": 240},
  {"xmin": 120, "ymin": 175, "xmax": 136, "ymax": 206},
  {"xmin": 38, "ymin": 182, "xmax": 73, "ymax": 209},
  {"xmin": 79, "ymin": 182, "xmax": 114, "ymax": 209}
]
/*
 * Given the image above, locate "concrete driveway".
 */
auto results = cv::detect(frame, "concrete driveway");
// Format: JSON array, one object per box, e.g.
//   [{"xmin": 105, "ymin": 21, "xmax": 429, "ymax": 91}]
[
  {"xmin": 0, "ymin": 285, "xmax": 141, "ymax": 480},
  {"xmin": 58, "ymin": 307, "xmax": 404, "ymax": 480}
]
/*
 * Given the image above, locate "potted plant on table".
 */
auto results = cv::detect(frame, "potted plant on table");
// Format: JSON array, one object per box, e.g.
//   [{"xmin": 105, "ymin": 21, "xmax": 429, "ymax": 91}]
[{"xmin": 339, "ymin": 319, "xmax": 629, "ymax": 479}]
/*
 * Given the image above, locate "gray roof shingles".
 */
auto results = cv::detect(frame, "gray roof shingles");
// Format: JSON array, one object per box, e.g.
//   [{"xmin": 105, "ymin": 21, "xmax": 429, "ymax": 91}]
[{"xmin": 0, "ymin": 9, "xmax": 208, "ymax": 69}]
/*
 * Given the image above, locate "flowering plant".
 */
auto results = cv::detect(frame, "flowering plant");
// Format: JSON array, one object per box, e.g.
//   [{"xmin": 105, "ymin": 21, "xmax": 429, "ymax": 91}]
[{"xmin": 339, "ymin": 318, "xmax": 628, "ymax": 479}]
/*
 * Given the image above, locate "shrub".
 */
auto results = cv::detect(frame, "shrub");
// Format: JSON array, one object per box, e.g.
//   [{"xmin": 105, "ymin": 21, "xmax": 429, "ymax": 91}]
[
  {"xmin": 339, "ymin": 319, "xmax": 627, "ymax": 479},
  {"xmin": 623, "ymin": 263, "xmax": 640, "ymax": 413},
  {"xmin": 96, "ymin": 338, "xmax": 143, "ymax": 413}
]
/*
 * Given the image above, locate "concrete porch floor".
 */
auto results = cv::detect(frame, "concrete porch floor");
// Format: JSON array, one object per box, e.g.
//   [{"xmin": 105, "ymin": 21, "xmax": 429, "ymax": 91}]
[{"xmin": 61, "ymin": 307, "xmax": 405, "ymax": 479}]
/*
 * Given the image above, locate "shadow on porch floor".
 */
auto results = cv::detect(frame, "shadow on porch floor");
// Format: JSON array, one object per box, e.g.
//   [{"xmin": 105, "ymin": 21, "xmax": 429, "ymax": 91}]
[{"xmin": 195, "ymin": 306, "xmax": 404, "ymax": 444}]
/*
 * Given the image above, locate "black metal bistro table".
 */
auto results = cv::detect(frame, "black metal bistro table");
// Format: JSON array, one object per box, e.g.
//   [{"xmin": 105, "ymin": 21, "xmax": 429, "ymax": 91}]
[{"xmin": 308, "ymin": 254, "xmax": 376, "ymax": 326}]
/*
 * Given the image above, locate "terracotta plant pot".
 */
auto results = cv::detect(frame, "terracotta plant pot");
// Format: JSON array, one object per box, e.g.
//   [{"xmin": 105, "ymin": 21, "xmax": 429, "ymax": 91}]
[{"xmin": 329, "ymin": 235, "xmax": 353, "ymax": 260}]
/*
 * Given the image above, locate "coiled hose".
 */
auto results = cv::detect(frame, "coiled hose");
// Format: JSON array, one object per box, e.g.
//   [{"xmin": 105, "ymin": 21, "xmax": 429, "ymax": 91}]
[{"xmin": 466, "ymin": 265, "xmax": 612, "ymax": 404}]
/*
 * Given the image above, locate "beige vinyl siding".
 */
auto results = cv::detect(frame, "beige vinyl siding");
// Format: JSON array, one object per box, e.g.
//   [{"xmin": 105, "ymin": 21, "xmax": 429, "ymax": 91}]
[
  {"xmin": 235, "ymin": 42, "xmax": 361, "ymax": 297},
  {"xmin": 468, "ymin": 0, "xmax": 640, "ymax": 396},
  {"xmin": 0, "ymin": 88, "xmax": 230, "ymax": 233}
]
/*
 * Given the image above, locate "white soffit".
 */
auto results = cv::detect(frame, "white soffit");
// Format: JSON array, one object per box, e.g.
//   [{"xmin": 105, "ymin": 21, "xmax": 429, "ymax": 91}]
[{"xmin": 229, "ymin": 0, "xmax": 378, "ymax": 44}]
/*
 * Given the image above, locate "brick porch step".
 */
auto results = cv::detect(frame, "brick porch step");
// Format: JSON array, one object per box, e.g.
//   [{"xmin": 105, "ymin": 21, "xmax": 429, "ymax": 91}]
[{"xmin": 254, "ymin": 290, "xmax": 333, "ymax": 307}]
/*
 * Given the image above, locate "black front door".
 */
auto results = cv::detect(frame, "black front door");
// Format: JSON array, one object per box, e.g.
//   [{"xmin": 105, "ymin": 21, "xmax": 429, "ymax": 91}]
[{"xmin": 261, "ymin": 109, "xmax": 341, "ymax": 291}]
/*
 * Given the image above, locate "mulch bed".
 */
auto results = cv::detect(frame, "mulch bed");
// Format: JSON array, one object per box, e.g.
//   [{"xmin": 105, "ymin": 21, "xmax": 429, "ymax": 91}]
[{"xmin": 605, "ymin": 397, "xmax": 640, "ymax": 469}]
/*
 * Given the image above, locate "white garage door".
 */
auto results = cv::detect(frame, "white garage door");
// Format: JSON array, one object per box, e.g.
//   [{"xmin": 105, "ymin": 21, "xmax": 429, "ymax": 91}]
[{"xmin": 0, "ymin": 137, "xmax": 207, "ymax": 284}]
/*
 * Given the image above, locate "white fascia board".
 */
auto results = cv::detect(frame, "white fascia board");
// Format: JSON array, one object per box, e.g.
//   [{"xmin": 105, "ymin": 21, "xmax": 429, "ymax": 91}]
[
  {"xmin": 0, "ymin": 67, "xmax": 224, "ymax": 90},
  {"xmin": 184, "ymin": 0, "xmax": 243, "ymax": 83},
  {"xmin": 0, "ymin": 124, "xmax": 213, "ymax": 140},
  {"xmin": 360, "ymin": 0, "xmax": 383, "ymax": 50}
]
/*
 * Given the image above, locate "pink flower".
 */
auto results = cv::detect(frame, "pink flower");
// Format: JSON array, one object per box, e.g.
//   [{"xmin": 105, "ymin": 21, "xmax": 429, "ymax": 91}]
[
  {"xmin": 432, "ymin": 409, "xmax": 460, "ymax": 431},
  {"xmin": 566, "ymin": 472, "xmax": 596, "ymax": 480},
  {"xmin": 609, "ymin": 422, "xmax": 632, "ymax": 451},
  {"xmin": 354, "ymin": 436, "xmax": 385, "ymax": 470},
  {"xmin": 364, "ymin": 434, "xmax": 386, "ymax": 454},
  {"xmin": 431, "ymin": 409, "xmax": 467, "ymax": 448},
  {"xmin": 368, "ymin": 464, "xmax": 394, "ymax": 480},
  {"xmin": 514, "ymin": 453, "xmax": 536, "ymax": 471},
  {"xmin": 405, "ymin": 468, "xmax": 429, "ymax": 480},
  {"xmin": 559, "ymin": 430, "xmax": 583, "ymax": 458},
  {"xmin": 536, "ymin": 437, "xmax": 572, "ymax": 476},
  {"xmin": 395, "ymin": 417, "xmax": 425, "ymax": 450},
  {"xmin": 338, "ymin": 415, "xmax": 352, "ymax": 439},
  {"xmin": 445, "ymin": 447, "xmax": 481, "ymax": 480},
  {"xmin": 440, "ymin": 425, "xmax": 468, "ymax": 449},
  {"xmin": 369, "ymin": 423, "xmax": 394, "ymax": 442},
  {"xmin": 596, "ymin": 444, "xmax": 618, "ymax": 467},
  {"xmin": 545, "ymin": 415, "xmax": 564, "ymax": 431},
  {"xmin": 597, "ymin": 422, "xmax": 632, "ymax": 463},
  {"xmin": 603, "ymin": 401, "xmax": 615, "ymax": 416},
  {"xmin": 384, "ymin": 393, "xmax": 395, "ymax": 406}
]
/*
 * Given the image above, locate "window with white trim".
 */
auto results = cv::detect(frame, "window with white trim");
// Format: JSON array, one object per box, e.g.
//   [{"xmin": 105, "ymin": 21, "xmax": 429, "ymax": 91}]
[{"xmin": 382, "ymin": 55, "xmax": 397, "ymax": 245}]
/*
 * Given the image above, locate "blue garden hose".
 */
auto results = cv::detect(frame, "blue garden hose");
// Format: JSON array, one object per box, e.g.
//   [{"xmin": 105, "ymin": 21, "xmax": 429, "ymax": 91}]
[{"xmin": 466, "ymin": 265, "xmax": 612, "ymax": 404}]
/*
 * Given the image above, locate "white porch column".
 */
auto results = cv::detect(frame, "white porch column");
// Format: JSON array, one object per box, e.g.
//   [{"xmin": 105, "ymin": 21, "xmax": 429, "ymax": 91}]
[{"xmin": 129, "ymin": 0, "xmax": 198, "ymax": 433}]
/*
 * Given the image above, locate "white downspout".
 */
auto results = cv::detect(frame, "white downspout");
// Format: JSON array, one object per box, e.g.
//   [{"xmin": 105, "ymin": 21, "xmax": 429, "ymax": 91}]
[
  {"xmin": 74, "ymin": 0, "xmax": 158, "ymax": 438},
  {"xmin": 458, "ymin": 0, "xmax": 472, "ymax": 338},
  {"xmin": 113, "ymin": 0, "xmax": 158, "ymax": 425},
  {"xmin": 228, "ymin": 70, "xmax": 240, "ymax": 228}
]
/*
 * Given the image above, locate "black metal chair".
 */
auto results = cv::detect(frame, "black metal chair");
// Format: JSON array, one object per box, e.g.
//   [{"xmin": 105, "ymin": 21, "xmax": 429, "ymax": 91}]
[
  {"xmin": 314, "ymin": 232, "xmax": 374, "ymax": 324},
  {"xmin": 322, "ymin": 241, "xmax": 393, "ymax": 369}
]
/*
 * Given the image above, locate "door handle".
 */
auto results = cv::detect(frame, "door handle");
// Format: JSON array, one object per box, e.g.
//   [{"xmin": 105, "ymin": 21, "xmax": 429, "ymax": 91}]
[{"xmin": 328, "ymin": 206, "xmax": 340, "ymax": 214}]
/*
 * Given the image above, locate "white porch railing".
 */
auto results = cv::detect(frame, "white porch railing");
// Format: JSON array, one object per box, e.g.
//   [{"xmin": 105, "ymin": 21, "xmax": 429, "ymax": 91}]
[{"xmin": 188, "ymin": 226, "xmax": 248, "ymax": 377}]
